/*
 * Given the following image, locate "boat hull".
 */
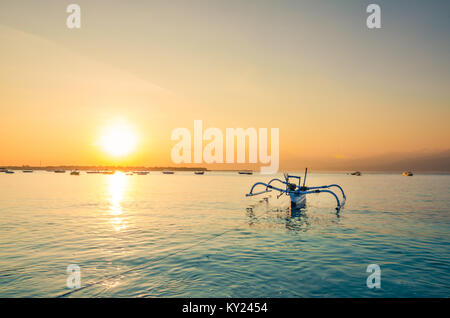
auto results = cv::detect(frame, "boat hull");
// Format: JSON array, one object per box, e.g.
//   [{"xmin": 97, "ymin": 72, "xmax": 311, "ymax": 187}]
[{"xmin": 289, "ymin": 192, "xmax": 306, "ymax": 208}]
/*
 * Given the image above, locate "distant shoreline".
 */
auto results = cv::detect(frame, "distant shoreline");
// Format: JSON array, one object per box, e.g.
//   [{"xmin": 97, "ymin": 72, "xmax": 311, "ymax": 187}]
[
  {"xmin": 0, "ymin": 166, "xmax": 208, "ymax": 172},
  {"xmin": 1, "ymin": 166, "xmax": 449, "ymax": 174}
]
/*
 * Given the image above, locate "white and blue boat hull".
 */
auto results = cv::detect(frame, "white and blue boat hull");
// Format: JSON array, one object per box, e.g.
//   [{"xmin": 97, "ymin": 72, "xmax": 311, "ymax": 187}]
[{"xmin": 289, "ymin": 192, "xmax": 306, "ymax": 208}]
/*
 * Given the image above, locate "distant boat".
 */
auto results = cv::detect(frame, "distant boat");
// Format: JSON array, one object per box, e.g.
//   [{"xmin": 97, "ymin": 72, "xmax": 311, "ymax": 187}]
[
  {"xmin": 86, "ymin": 171, "xmax": 100, "ymax": 174},
  {"xmin": 402, "ymin": 171, "xmax": 413, "ymax": 176},
  {"xmin": 134, "ymin": 171, "xmax": 149, "ymax": 175},
  {"xmin": 54, "ymin": 170, "xmax": 66, "ymax": 173},
  {"xmin": 101, "ymin": 171, "xmax": 115, "ymax": 175},
  {"xmin": 162, "ymin": 171, "xmax": 174, "ymax": 174},
  {"xmin": 5, "ymin": 170, "xmax": 14, "ymax": 174},
  {"xmin": 194, "ymin": 171, "xmax": 205, "ymax": 175},
  {"xmin": 350, "ymin": 171, "xmax": 362, "ymax": 176},
  {"xmin": 22, "ymin": 170, "xmax": 33, "ymax": 173},
  {"xmin": 70, "ymin": 170, "xmax": 80, "ymax": 175},
  {"xmin": 238, "ymin": 170, "xmax": 253, "ymax": 175}
]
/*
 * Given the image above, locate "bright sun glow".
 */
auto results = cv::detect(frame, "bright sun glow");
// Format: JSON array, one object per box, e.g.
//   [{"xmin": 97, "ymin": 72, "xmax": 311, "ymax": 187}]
[{"xmin": 100, "ymin": 122, "xmax": 138, "ymax": 157}]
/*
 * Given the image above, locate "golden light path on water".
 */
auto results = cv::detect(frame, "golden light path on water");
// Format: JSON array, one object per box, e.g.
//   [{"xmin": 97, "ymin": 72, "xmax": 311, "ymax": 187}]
[{"xmin": 107, "ymin": 172, "xmax": 128, "ymax": 232}]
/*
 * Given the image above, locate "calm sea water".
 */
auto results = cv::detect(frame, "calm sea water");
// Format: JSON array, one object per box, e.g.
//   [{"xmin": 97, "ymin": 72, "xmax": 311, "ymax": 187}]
[{"xmin": 0, "ymin": 171, "xmax": 449, "ymax": 297}]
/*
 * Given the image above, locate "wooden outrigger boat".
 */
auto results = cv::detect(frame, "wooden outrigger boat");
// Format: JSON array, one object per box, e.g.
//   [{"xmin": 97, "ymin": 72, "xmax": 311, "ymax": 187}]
[{"xmin": 246, "ymin": 168, "xmax": 346, "ymax": 211}]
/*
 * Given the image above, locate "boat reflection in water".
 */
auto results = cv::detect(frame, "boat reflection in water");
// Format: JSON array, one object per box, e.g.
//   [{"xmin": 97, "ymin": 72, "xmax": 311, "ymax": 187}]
[
  {"xmin": 284, "ymin": 206, "xmax": 312, "ymax": 233},
  {"xmin": 246, "ymin": 197, "xmax": 340, "ymax": 233}
]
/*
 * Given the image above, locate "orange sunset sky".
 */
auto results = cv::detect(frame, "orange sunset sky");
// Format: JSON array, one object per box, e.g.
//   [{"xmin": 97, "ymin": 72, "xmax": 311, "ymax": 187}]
[{"xmin": 0, "ymin": 1, "xmax": 449, "ymax": 170}]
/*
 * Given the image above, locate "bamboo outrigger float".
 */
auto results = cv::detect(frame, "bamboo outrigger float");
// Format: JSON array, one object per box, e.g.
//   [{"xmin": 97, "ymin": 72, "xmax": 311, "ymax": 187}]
[{"xmin": 246, "ymin": 169, "xmax": 346, "ymax": 211}]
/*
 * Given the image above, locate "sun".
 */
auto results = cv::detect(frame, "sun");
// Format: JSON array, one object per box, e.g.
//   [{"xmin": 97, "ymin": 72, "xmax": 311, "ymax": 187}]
[{"xmin": 99, "ymin": 122, "xmax": 138, "ymax": 157}]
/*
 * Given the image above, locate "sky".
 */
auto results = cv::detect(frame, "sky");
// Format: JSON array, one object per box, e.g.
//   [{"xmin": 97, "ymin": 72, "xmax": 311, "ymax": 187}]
[{"xmin": 0, "ymin": 0, "xmax": 449, "ymax": 170}]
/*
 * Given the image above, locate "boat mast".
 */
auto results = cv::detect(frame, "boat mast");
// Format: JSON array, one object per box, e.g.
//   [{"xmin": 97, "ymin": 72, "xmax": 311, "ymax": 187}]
[{"xmin": 302, "ymin": 168, "xmax": 308, "ymax": 188}]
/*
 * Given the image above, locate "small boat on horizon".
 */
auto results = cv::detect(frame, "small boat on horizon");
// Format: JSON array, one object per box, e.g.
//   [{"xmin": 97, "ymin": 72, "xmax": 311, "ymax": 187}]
[
  {"xmin": 402, "ymin": 171, "xmax": 413, "ymax": 176},
  {"xmin": 238, "ymin": 170, "xmax": 253, "ymax": 175},
  {"xmin": 54, "ymin": 170, "xmax": 66, "ymax": 173},
  {"xmin": 22, "ymin": 170, "xmax": 33, "ymax": 173},
  {"xmin": 350, "ymin": 171, "xmax": 362, "ymax": 176},
  {"xmin": 70, "ymin": 170, "xmax": 80, "ymax": 175},
  {"xmin": 5, "ymin": 170, "xmax": 14, "ymax": 174},
  {"xmin": 134, "ymin": 171, "xmax": 149, "ymax": 175},
  {"xmin": 162, "ymin": 171, "xmax": 174, "ymax": 174},
  {"xmin": 86, "ymin": 170, "xmax": 114, "ymax": 174},
  {"xmin": 194, "ymin": 171, "xmax": 205, "ymax": 175}
]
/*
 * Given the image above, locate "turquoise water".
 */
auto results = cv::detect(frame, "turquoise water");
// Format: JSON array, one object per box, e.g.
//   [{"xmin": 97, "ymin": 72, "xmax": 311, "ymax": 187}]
[{"xmin": 0, "ymin": 171, "xmax": 449, "ymax": 297}]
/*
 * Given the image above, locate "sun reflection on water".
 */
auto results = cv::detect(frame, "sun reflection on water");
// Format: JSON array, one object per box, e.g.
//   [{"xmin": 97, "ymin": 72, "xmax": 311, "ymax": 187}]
[{"xmin": 107, "ymin": 172, "xmax": 128, "ymax": 231}]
